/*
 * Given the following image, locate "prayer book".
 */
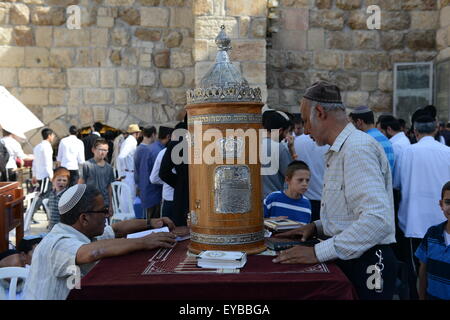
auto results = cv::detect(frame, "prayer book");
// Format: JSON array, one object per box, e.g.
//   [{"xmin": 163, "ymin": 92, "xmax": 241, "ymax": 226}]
[
  {"xmin": 265, "ymin": 237, "xmax": 320, "ymax": 251},
  {"xmin": 127, "ymin": 226, "xmax": 190, "ymax": 242},
  {"xmin": 264, "ymin": 218, "xmax": 305, "ymax": 232},
  {"xmin": 197, "ymin": 251, "xmax": 247, "ymax": 269}
]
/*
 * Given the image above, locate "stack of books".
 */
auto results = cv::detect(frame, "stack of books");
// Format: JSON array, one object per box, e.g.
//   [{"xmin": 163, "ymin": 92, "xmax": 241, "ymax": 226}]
[
  {"xmin": 264, "ymin": 218, "xmax": 305, "ymax": 232},
  {"xmin": 197, "ymin": 251, "xmax": 247, "ymax": 269}
]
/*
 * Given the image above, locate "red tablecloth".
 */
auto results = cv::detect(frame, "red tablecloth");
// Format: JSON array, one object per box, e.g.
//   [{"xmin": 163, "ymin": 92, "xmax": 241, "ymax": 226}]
[{"xmin": 68, "ymin": 241, "xmax": 357, "ymax": 300}]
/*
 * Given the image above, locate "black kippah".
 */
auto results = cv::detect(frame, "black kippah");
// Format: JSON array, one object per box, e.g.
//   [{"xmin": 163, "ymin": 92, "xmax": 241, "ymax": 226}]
[
  {"xmin": 303, "ymin": 81, "xmax": 342, "ymax": 104},
  {"xmin": 414, "ymin": 115, "xmax": 435, "ymax": 124}
]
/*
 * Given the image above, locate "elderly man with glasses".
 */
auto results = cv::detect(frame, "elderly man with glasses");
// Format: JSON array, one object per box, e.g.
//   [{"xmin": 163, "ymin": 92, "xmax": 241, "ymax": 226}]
[{"xmin": 23, "ymin": 184, "xmax": 176, "ymax": 300}]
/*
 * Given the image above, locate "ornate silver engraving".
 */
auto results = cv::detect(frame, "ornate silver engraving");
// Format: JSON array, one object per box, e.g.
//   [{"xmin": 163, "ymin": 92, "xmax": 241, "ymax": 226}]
[
  {"xmin": 217, "ymin": 137, "xmax": 244, "ymax": 158},
  {"xmin": 190, "ymin": 231, "xmax": 264, "ymax": 245},
  {"xmin": 186, "ymin": 25, "xmax": 262, "ymax": 104},
  {"xmin": 187, "ymin": 113, "xmax": 262, "ymax": 125},
  {"xmin": 214, "ymin": 165, "xmax": 251, "ymax": 213},
  {"xmin": 189, "ymin": 210, "xmax": 198, "ymax": 225}
]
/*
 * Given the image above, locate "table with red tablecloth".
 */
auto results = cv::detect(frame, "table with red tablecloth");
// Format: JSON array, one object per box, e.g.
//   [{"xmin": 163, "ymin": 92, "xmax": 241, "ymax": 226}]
[{"xmin": 67, "ymin": 240, "xmax": 357, "ymax": 300}]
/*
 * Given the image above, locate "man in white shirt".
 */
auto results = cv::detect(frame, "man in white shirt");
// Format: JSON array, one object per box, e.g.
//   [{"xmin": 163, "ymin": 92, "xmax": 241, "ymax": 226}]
[
  {"xmin": 1, "ymin": 130, "xmax": 33, "ymax": 181},
  {"xmin": 117, "ymin": 124, "xmax": 141, "ymax": 201},
  {"xmin": 294, "ymin": 134, "xmax": 328, "ymax": 221},
  {"xmin": 23, "ymin": 184, "xmax": 176, "ymax": 300},
  {"xmin": 31, "ymin": 128, "xmax": 55, "ymax": 222},
  {"xmin": 56, "ymin": 126, "xmax": 85, "ymax": 186},
  {"xmin": 396, "ymin": 115, "xmax": 450, "ymax": 299}
]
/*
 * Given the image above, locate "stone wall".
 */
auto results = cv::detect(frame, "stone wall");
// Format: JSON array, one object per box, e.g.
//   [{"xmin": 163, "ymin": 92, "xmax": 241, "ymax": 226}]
[
  {"xmin": 437, "ymin": 0, "xmax": 450, "ymax": 61},
  {"xmin": 267, "ymin": 0, "xmax": 439, "ymax": 114},
  {"xmin": 0, "ymin": 0, "xmax": 194, "ymax": 148},
  {"xmin": 193, "ymin": 0, "xmax": 268, "ymax": 102}
]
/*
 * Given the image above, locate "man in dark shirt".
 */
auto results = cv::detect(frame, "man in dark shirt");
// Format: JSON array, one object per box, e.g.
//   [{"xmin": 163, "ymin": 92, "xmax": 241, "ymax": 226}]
[{"xmin": 82, "ymin": 122, "xmax": 103, "ymax": 160}]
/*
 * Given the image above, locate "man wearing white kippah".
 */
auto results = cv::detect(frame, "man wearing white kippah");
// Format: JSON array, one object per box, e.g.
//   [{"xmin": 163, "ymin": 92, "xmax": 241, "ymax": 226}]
[{"xmin": 23, "ymin": 184, "xmax": 176, "ymax": 300}]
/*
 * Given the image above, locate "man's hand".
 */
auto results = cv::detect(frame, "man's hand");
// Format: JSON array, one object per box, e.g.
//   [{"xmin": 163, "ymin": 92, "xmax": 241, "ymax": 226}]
[
  {"xmin": 31, "ymin": 177, "xmax": 37, "ymax": 185},
  {"xmin": 149, "ymin": 217, "xmax": 176, "ymax": 231},
  {"xmin": 141, "ymin": 232, "xmax": 176, "ymax": 250},
  {"xmin": 272, "ymin": 246, "xmax": 319, "ymax": 264},
  {"xmin": 274, "ymin": 223, "xmax": 316, "ymax": 241}
]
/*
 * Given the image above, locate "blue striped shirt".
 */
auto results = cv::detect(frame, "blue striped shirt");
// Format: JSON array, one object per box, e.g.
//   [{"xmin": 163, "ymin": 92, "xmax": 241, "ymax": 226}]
[
  {"xmin": 366, "ymin": 128, "xmax": 394, "ymax": 172},
  {"xmin": 415, "ymin": 222, "xmax": 450, "ymax": 300},
  {"xmin": 263, "ymin": 191, "xmax": 312, "ymax": 224}
]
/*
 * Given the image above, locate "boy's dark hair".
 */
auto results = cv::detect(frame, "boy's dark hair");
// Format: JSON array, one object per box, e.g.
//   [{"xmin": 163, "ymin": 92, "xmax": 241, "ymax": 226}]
[
  {"xmin": 93, "ymin": 122, "xmax": 103, "ymax": 132},
  {"xmin": 69, "ymin": 125, "xmax": 78, "ymax": 135},
  {"xmin": 158, "ymin": 126, "xmax": 174, "ymax": 140},
  {"xmin": 41, "ymin": 128, "xmax": 54, "ymax": 140},
  {"xmin": 142, "ymin": 126, "xmax": 157, "ymax": 138},
  {"xmin": 60, "ymin": 186, "xmax": 103, "ymax": 225},
  {"xmin": 398, "ymin": 118, "xmax": 406, "ymax": 130},
  {"xmin": 379, "ymin": 115, "xmax": 401, "ymax": 132},
  {"xmin": 17, "ymin": 237, "xmax": 43, "ymax": 254},
  {"xmin": 93, "ymin": 138, "xmax": 108, "ymax": 149},
  {"xmin": 349, "ymin": 111, "xmax": 374, "ymax": 125},
  {"xmin": 286, "ymin": 160, "xmax": 310, "ymax": 179},
  {"xmin": 442, "ymin": 181, "xmax": 450, "ymax": 199}
]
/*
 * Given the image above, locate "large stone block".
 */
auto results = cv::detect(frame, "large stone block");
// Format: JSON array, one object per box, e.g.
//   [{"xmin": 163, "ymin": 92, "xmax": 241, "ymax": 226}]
[
  {"xmin": 353, "ymin": 31, "xmax": 379, "ymax": 49},
  {"xmin": 101, "ymin": 69, "xmax": 116, "ymax": 88},
  {"xmin": 411, "ymin": 11, "xmax": 439, "ymax": 30},
  {"xmin": 0, "ymin": 68, "xmax": 18, "ymax": 87},
  {"xmin": 405, "ymin": 31, "xmax": 436, "ymax": 50},
  {"xmin": 390, "ymin": 51, "xmax": 415, "ymax": 64},
  {"xmin": 315, "ymin": 0, "xmax": 332, "ymax": 9},
  {"xmin": 97, "ymin": 16, "xmax": 114, "ymax": 28},
  {"xmin": 19, "ymin": 68, "xmax": 66, "ymax": 88},
  {"xmin": 168, "ymin": 88, "xmax": 187, "ymax": 105},
  {"xmin": 436, "ymin": 28, "xmax": 448, "ymax": 50},
  {"xmin": 194, "ymin": 61, "xmax": 213, "ymax": 86},
  {"xmin": 343, "ymin": 52, "xmax": 370, "ymax": 70},
  {"xmin": 67, "ymin": 68, "xmax": 99, "ymax": 87},
  {"xmin": 437, "ymin": 47, "xmax": 450, "ymax": 62},
  {"xmin": 111, "ymin": 28, "xmax": 130, "ymax": 46},
  {"xmin": 360, "ymin": 72, "xmax": 378, "ymax": 91},
  {"xmin": 0, "ymin": 47, "xmax": 24, "ymax": 67},
  {"xmin": 11, "ymin": 88, "xmax": 48, "ymax": 106},
  {"xmin": 91, "ymin": 28, "xmax": 109, "ymax": 47},
  {"xmin": 330, "ymin": 71, "xmax": 360, "ymax": 91},
  {"xmin": 195, "ymin": 17, "xmax": 238, "ymax": 40},
  {"xmin": 272, "ymin": 30, "xmax": 307, "ymax": 51},
  {"xmin": 139, "ymin": 69, "xmax": 156, "ymax": 86},
  {"xmin": 31, "ymin": 6, "xmax": 65, "ymax": 26},
  {"xmin": 138, "ymin": 0, "xmax": 160, "ymax": 5},
  {"xmin": 415, "ymin": 51, "xmax": 437, "ymax": 62},
  {"xmin": 279, "ymin": 89, "xmax": 300, "ymax": 106},
  {"xmin": 365, "ymin": 0, "xmax": 401, "ymax": 10},
  {"xmin": 0, "ymin": 27, "xmax": 13, "ymax": 45},
  {"xmin": 382, "ymin": 12, "xmax": 411, "ymax": 31},
  {"xmin": 326, "ymin": 31, "xmax": 352, "ymax": 50},
  {"xmin": 54, "ymin": 29, "xmax": 90, "ymax": 47},
  {"xmin": 42, "ymin": 106, "xmax": 65, "ymax": 123},
  {"xmin": 35, "ymin": 26, "xmax": 52, "ymax": 47},
  {"xmin": 153, "ymin": 104, "xmax": 184, "ymax": 124},
  {"xmin": 141, "ymin": 7, "xmax": 169, "ymax": 27},
  {"xmin": 268, "ymin": 50, "xmax": 287, "ymax": 70},
  {"xmin": 171, "ymin": 50, "xmax": 193, "ymax": 68},
  {"xmin": 115, "ymin": 89, "xmax": 132, "ymax": 105},
  {"xmin": 226, "ymin": 0, "xmax": 267, "ymax": 16},
  {"xmin": 345, "ymin": 91, "xmax": 369, "ymax": 107},
  {"xmin": 239, "ymin": 16, "xmax": 250, "ymax": 37},
  {"xmin": 49, "ymin": 90, "xmax": 66, "ymax": 105},
  {"xmin": 378, "ymin": 71, "xmax": 392, "ymax": 92},
  {"xmin": 308, "ymin": 28, "xmax": 325, "ymax": 50},
  {"xmin": 160, "ymin": 70, "xmax": 184, "ymax": 88},
  {"xmin": 104, "ymin": 0, "xmax": 135, "ymax": 5},
  {"xmin": 118, "ymin": 69, "xmax": 138, "ymax": 87},
  {"xmin": 347, "ymin": 11, "xmax": 367, "ymax": 30},
  {"xmin": 310, "ymin": 10, "xmax": 344, "ymax": 30},
  {"xmin": 135, "ymin": 29, "xmax": 161, "ymax": 42},
  {"xmin": 10, "ymin": 3, "xmax": 30, "ymax": 25},
  {"xmin": 401, "ymin": 0, "xmax": 437, "ymax": 10},
  {"xmin": 286, "ymin": 51, "xmax": 312, "ymax": 69},
  {"xmin": 0, "ymin": 4, "xmax": 8, "ymax": 25},
  {"xmin": 368, "ymin": 52, "xmax": 390, "ymax": 71},
  {"xmin": 194, "ymin": 39, "xmax": 208, "ymax": 62},
  {"xmin": 170, "ymin": 8, "xmax": 193, "ymax": 29},
  {"xmin": 154, "ymin": 49, "xmax": 170, "ymax": 68},
  {"xmin": 118, "ymin": 7, "xmax": 140, "ymax": 25},
  {"xmin": 13, "ymin": 26, "xmax": 34, "ymax": 46},
  {"xmin": 251, "ymin": 18, "xmax": 266, "ymax": 38},
  {"xmin": 441, "ymin": 6, "xmax": 450, "ymax": 28},
  {"xmin": 193, "ymin": 0, "xmax": 213, "ymax": 15},
  {"xmin": 368, "ymin": 91, "xmax": 392, "ymax": 112},
  {"xmin": 282, "ymin": 8, "xmax": 309, "ymax": 31},
  {"xmin": 242, "ymin": 62, "xmax": 266, "ymax": 84},
  {"xmin": 163, "ymin": 31, "xmax": 182, "ymax": 48},
  {"xmin": 267, "ymin": 89, "xmax": 279, "ymax": 106},
  {"xmin": 314, "ymin": 51, "xmax": 341, "ymax": 70},
  {"xmin": 67, "ymin": 89, "xmax": 82, "ymax": 107},
  {"xmin": 336, "ymin": 0, "xmax": 361, "ymax": 10},
  {"xmin": 381, "ymin": 32, "xmax": 404, "ymax": 51},
  {"xmin": 277, "ymin": 71, "xmax": 310, "ymax": 89},
  {"xmin": 50, "ymin": 48, "xmax": 74, "ymax": 68},
  {"xmin": 184, "ymin": 67, "xmax": 194, "ymax": 87},
  {"xmin": 25, "ymin": 47, "xmax": 49, "ymax": 67},
  {"xmin": 229, "ymin": 40, "xmax": 266, "ymax": 61},
  {"xmin": 78, "ymin": 107, "xmax": 94, "ymax": 127},
  {"xmin": 84, "ymin": 89, "xmax": 114, "ymax": 105}
]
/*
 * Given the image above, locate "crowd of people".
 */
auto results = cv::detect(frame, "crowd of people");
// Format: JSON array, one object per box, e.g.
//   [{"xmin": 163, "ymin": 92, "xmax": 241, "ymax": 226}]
[{"xmin": 0, "ymin": 80, "xmax": 449, "ymax": 300}]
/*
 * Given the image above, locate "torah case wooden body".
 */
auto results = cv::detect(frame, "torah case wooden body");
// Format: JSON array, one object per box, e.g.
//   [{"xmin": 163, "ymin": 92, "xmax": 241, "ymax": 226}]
[{"xmin": 185, "ymin": 26, "xmax": 265, "ymax": 254}]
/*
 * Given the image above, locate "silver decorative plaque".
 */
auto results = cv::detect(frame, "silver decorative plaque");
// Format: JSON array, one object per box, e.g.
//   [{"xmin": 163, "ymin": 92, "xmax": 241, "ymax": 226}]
[
  {"xmin": 191, "ymin": 231, "xmax": 264, "ymax": 245},
  {"xmin": 214, "ymin": 165, "xmax": 251, "ymax": 213}
]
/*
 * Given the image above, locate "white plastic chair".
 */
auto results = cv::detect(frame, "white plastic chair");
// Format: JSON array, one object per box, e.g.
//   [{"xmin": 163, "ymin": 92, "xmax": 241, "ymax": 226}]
[
  {"xmin": 110, "ymin": 181, "xmax": 135, "ymax": 224},
  {"xmin": 23, "ymin": 192, "xmax": 40, "ymax": 232},
  {"xmin": 0, "ymin": 267, "xmax": 29, "ymax": 300},
  {"xmin": 42, "ymin": 198, "xmax": 51, "ymax": 222}
]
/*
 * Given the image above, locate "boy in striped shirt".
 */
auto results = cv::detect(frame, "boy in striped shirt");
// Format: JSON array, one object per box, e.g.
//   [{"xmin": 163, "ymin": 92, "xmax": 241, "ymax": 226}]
[{"xmin": 264, "ymin": 161, "xmax": 312, "ymax": 224}]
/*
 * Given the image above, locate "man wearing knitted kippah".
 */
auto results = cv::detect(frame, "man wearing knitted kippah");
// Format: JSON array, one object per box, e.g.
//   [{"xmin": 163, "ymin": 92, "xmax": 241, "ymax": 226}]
[{"xmin": 23, "ymin": 184, "xmax": 176, "ymax": 300}]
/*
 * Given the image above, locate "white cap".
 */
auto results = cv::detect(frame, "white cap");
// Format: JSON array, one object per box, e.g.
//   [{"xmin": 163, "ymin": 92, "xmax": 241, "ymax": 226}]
[{"xmin": 58, "ymin": 184, "xmax": 87, "ymax": 215}]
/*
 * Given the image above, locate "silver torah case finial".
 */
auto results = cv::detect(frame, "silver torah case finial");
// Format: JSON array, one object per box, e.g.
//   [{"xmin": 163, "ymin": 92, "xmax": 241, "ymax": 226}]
[{"xmin": 186, "ymin": 25, "xmax": 262, "ymax": 104}]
